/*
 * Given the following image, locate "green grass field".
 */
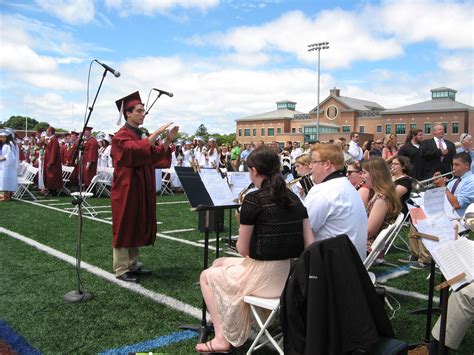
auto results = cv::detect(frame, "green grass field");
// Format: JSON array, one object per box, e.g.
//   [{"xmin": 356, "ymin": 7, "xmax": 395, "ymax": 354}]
[{"xmin": 0, "ymin": 192, "xmax": 473, "ymax": 354}]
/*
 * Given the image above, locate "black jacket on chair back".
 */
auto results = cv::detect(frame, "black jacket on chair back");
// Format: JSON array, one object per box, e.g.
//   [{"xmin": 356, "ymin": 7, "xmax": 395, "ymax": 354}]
[{"xmin": 280, "ymin": 235, "xmax": 394, "ymax": 355}]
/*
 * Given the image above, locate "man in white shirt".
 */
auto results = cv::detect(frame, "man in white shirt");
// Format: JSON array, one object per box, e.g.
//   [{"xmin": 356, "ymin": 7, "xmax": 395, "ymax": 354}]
[
  {"xmin": 304, "ymin": 143, "xmax": 368, "ymax": 260},
  {"xmin": 348, "ymin": 132, "xmax": 364, "ymax": 161}
]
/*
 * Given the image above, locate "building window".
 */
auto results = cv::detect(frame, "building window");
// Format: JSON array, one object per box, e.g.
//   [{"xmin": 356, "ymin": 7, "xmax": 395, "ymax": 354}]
[
  {"xmin": 441, "ymin": 122, "xmax": 448, "ymax": 133},
  {"xmin": 261, "ymin": 128, "xmax": 265, "ymax": 136},
  {"xmin": 252, "ymin": 128, "xmax": 257, "ymax": 136},
  {"xmin": 376, "ymin": 125, "xmax": 382, "ymax": 133},
  {"xmin": 292, "ymin": 128, "xmax": 296, "ymax": 133},
  {"xmin": 424, "ymin": 123, "xmax": 431, "ymax": 134},
  {"xmin": 385, "ymin": 124, "xmax": 392, "ymax": 134},
  {"xmin": 244, "ymin": 128, "xmax": 251, "ymax": 136},
  {"xmin": 452, "ymin": 122, "xmax": 459, "ymax": 134},
  {"xmin": 277, "ymin": 127, "xmax": 281, "ymax": 134},
  {"xmin": 410, "ymin": 123, "xmax": 417, "ymax": 130},
  {"xmin": 342, "ymin": 125, "xmax": 350, "ymax": 133},
  {"xmin": 268, "ymin": 128, "xmax": 275, "ymax": 136},
  {"xmin": 359, "ymin": 126, "xmax": 365, "ymax": 133},
  {"xmin": 395, "ymin": 124, "xmax": 406, "ymax": 135},
  {"xmin": 298, "ymin": 128, "xmax": 302, "ymax": 133},
  {"xmin": 238, "ymin": 129, "xmax": 242, "ymax": 137}
]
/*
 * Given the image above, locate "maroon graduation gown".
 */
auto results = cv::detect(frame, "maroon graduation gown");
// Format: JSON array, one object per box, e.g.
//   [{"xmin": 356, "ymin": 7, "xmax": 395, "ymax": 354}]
[
  {"xmin": 43, "ymin": 136, "xmax": 63, "ymax": 189},
  {"xmin": 82, "ymin": 136, "xmax": 99, "ymax": 186},
  {"xmin": 66, "ymin": 143, "xmax": 79, "ymax": 187},
  {"xmin": 111, "ymin": 126, "xmax": 171, "ymax": 248}
]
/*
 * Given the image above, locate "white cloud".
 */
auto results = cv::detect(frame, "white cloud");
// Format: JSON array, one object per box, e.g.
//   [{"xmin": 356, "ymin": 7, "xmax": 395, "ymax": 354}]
[
  {"xmin": 21, "ymin": 73, "xmax": 84, "ymax": 91},
  {"xmin": 0, "ymin": 43, "xmax": 58, "ymax": 72},
  {"xmin": 378, "ymin": 0, "xmax": 473, "ymax": 49},
  {"xmin": 191, "ymin": 10, "xmax": 404, "ymax": 69},
  {"xmin": 35, "ymin": 0, "xmax": 95, "ymax": 25},
  {"xmin": 189, "ymin": 1, "xmax": 473, "ymax": 69},
  {"xmin": 106, "ymin": 0, "xmax": 220, "ymax": 16}
]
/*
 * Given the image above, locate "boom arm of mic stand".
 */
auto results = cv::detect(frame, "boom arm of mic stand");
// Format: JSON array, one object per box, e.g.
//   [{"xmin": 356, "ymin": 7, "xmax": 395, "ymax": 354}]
[{"xmin": 145, "ymin": 93, "xmax": 163, "ymax": 116}]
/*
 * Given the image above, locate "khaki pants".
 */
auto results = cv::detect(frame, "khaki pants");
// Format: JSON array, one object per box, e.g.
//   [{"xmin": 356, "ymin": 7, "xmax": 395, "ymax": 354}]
[
  {"xmin": 408, "ymin": 224, "xmax": 432, "ymax": 264},
  {"xmin": 432, "ymin": 283, "xmax": 474, "ymax": 349},
  {"xmin": 113, "ymin": 247, "xmax": 139, "ymax": 277}
]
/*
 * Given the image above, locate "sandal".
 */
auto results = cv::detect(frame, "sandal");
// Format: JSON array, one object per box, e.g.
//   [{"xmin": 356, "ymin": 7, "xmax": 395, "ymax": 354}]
[{"xmin": 196, "ymin": 339, "xmax": 233, "ymax": 354}]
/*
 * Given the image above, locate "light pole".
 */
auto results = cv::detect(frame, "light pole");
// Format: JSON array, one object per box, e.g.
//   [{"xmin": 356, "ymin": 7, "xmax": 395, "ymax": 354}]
[{"xmin": 308, "ymin": 42, "xmax": 329, "ymax": 141}]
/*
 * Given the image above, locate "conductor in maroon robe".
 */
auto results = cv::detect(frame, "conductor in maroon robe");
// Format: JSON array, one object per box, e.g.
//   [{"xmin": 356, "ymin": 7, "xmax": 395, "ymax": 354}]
[
  {"xmin": 43, "ymin": 126, "xmax": 63, "ymax": 195},
  {"xmin": 82, "ymin": 127, "xmax": 99, "ymax": 187},
  {"xmin": 111, "ymin": 91, "xmax": 178, "ymax": 283}
]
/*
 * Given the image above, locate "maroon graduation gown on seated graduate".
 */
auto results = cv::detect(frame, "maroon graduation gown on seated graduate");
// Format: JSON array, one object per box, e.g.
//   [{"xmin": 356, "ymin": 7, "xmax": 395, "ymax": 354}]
[
  {"xmin": 111, "ymin": 126, "xmax": 171, "ymax": 248},
  {"xmin": 43, "ymin": 135, "xmax": 63, "ymax": 190},
  {"xmin": 82, "ymin": 136, "xmax": 99, "ymax": 186}
]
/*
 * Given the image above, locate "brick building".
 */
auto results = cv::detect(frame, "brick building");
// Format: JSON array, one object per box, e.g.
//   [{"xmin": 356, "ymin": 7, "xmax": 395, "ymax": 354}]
[{"xmin": 235, "ymin": 87, "xmax": 473, "ymax": 145}]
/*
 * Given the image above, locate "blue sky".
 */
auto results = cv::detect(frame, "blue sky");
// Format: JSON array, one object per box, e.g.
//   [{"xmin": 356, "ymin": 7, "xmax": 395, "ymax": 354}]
[{"xmin": 0, "ymin": 0, "xmax": 472, "ymax": 136}]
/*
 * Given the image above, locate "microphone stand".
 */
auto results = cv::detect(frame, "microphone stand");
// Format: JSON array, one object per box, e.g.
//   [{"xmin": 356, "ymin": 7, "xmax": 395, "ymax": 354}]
[
  {"xmin": 144, "ymin": 92, "xmax": 163, "ymax": 116},
  {"xmin": 64, "ymin": 68, "xmax": 109, "ymax": 303}
]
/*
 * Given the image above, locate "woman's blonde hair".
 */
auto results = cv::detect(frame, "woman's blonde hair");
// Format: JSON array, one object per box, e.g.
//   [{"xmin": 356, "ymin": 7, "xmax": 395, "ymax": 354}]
[
  {"xmin": 384, "ymin": 133, "xmax": 397, "ymax": 147},
  {"xmin": 295, "ymin": 153, "xmax": 311, "ymax": 166},
  {"xmin": 361, "ymin": 157, "xmax": 401, "ymax": 216}
]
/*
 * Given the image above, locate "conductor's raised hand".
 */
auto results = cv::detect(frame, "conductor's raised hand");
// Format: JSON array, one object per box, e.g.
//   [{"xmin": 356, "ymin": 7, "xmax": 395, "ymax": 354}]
[
  {"xmin": 148, "ymin": 122, "xmax": 173, "ymax": 146},
  {"xmin": 166, "ymin": 125, "xmax": 179, "ymax": 141},
  {"xmin": 153, "ymin": 122, "xmax": 173, "ymax": 137}
]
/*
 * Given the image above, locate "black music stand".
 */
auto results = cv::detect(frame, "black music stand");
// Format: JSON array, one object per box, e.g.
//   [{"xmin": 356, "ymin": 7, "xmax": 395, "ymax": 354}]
[{"xmin": 174, "ymin": 167, "xmax": 239, "ymax": 342}]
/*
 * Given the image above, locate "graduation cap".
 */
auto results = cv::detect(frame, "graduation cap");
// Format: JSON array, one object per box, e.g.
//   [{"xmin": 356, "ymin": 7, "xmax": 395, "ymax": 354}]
[
  {"xmin": 208, "ymin": 137, "xmax": 216, "ymax": 142},
  {"xmin": 184, "ymin": 140, "xmax": 192, "ymax": 145},
  {"xmin": 115, "ymin": 91, "xmax": 143, "ymax": 126},
  {"xmin": 0, "ymin": 129, "xmax": 7, "ymax": 136},
  {"xmin": 194, "ymin": 136, "xmax": 204, "ymax": 142},
  {"xmin": 70, "ymin": 130, "xmax": 79, "ymax": 136},
  {"xmin": 84, "ymin": 126, "xmax": 93, "ymax": 131}
]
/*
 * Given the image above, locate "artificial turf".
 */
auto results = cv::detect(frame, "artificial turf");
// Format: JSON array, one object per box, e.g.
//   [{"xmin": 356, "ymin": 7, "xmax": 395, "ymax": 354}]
[{"xmin": 0, "ymin": 193, "xmax": 473, "ymax": 354}]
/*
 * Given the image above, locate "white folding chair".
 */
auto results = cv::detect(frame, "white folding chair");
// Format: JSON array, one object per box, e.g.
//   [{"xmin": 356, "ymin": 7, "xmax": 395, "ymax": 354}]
[
  {"xmin": 243, "ymin": 296, "xmax": 283, "ymax": 355},
  {"xmin": 160, "ymin": 169, "xmax": 174, "ymax": 196},
  {"xmin": 69, "ymin": 175, "xmax": 99, "ymax": 217},
  {"xmin": 96, "ymin": 167, "xmax": 113, "ymax": 198},
  {"xmin": 364, "ymin": 213, "xmax": 404, "ymax": 270},
  {"xmin": 13, "ymin": 166, "xmax": 38, "ymax": 200},
  {"xmin": 384, "ymin": 212, "xmax": 411, "ymax": 255},
  {"xmin": 18, "ymin": 161, "xmax": 30, "ymax": 177},
  {"xmin": 364, "ymin": 213, "xmax": 404, "ymax": 311},
  {"xmin": 58, "ymin": 165, "xmax": 75, "ymax": 196}
]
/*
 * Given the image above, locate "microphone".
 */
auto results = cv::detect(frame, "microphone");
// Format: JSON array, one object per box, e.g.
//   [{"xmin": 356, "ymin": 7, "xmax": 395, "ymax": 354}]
[
  {"xmin": 153, "ymin": 88, "xmax": 173, "ymax": 97},
  {"xmin": 95, "ymin": 60, "xmax": 121, "ymax": 78}
]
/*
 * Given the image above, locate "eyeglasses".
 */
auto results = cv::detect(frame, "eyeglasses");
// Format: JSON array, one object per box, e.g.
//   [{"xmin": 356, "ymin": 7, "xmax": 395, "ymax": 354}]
[{"xmin": 346, "ymin": 170, "xmax": 360, "ymax": 175}]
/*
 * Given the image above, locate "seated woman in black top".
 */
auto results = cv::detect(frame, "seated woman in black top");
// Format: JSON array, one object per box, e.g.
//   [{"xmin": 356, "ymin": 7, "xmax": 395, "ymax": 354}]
[
  {"xmin": 195, "ymin": 146, "xmax": 314, "ymax": 354},
  {"xmin": 390, "ymin": 156, "xmax": 412, "ymax": 216}
]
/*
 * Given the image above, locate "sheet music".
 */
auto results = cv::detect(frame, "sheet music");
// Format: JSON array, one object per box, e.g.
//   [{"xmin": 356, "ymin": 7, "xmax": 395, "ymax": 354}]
[
  {"xmin": 199, "ymin": 168, "xmax": 236, "ymax": 206},
  {"xmin": 423, "ymin": 187, "xmax": 447, "ymax": 216},
  {"xmin": 431, "ymin": 238, "xmax": 474, "ymax": 290},
  {"xmin": 408, "ymin": 204, "xmax": 456, "ymax": 252},
  {"xmin": 227, "ymin": 172, "xmax": 252, "ymax": 199}
]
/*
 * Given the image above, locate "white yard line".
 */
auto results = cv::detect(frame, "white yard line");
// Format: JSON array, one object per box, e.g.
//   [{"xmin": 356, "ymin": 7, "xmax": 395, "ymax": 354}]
[
  {"xmin": 17, "ymin": 199, "xmax": 238, "ymax": 256},
  {"xmin": 0, "ymin": 227, "xmax": 202, "ymax": 320},
  {"xmin": 156, "ymin": 201, "xmax": 189, "ymax": 205},
  {"xmin": 160, "ymin": 228, "xmax": 195, "ymax": 234}
]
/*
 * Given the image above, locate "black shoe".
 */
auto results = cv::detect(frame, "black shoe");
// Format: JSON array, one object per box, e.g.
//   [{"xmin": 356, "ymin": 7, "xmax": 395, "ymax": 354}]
[
  {"xmin": 130, "ymin": 267, "xmax": 152, "ymax": 276},
  {"xmin": 116, "ymin": 272, "xmax": 139, "ymax": 283}
]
